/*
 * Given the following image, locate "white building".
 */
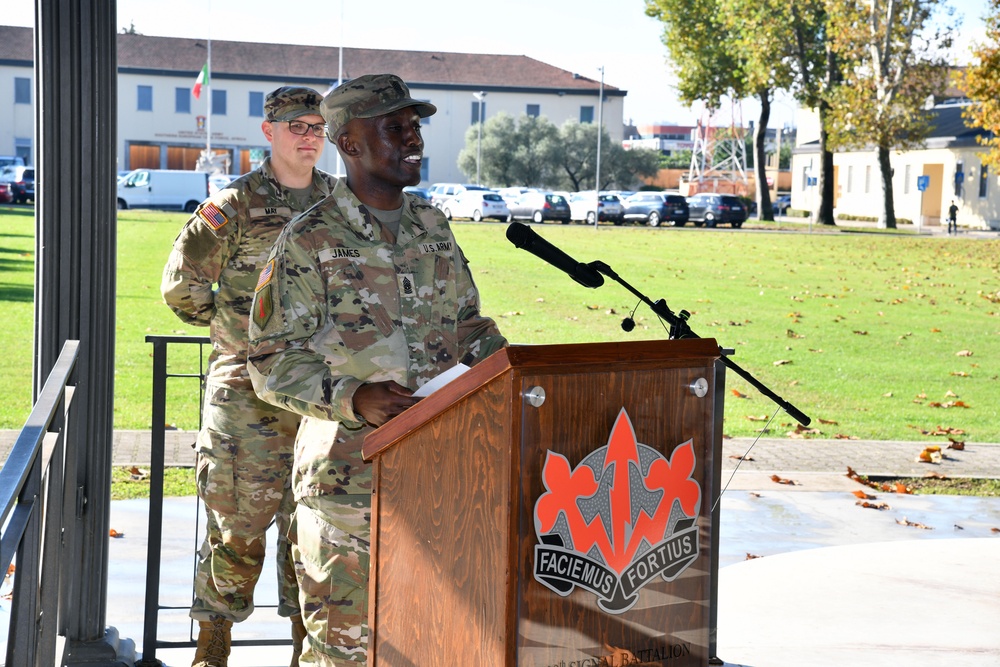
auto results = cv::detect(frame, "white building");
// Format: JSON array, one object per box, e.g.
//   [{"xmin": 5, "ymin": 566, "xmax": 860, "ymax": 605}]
[
  {"xmin": 0, "ymin": 25, "xmax": 625, "ymax": 186},
  {"xmin": 790, "ymin": 101, "xmax": 999, "ymax": 230}
]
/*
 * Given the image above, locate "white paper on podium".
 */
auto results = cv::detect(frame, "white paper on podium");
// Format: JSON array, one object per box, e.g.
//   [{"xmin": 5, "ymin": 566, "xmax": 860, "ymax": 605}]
[{"xmin": 412, "ymin": 363, "xmax": 470, "ymax": 398}]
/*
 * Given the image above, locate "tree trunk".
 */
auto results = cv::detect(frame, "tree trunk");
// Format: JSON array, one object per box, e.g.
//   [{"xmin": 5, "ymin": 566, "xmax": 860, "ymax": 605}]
[
  {"xmin": 817, "ymin": 102, "xmax": 836, "ymax": 226},
  {"xmin": 754, "ymin": 92, "xmax": 774, "ymax": 221},
  {"xmin": 877, "ymin": 144, "xmax": 897, "ymax": 229}
]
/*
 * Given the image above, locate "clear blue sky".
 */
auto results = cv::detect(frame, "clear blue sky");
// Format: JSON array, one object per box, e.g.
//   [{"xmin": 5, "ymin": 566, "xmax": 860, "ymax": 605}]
[{"xmin": 6, "ymin": 0, "xmax": 990, "ymax": 129}]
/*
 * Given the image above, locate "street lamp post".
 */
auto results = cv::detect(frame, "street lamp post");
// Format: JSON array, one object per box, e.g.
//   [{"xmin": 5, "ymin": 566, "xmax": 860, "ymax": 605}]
[
  {"xmin": 473, "ymin": 91, "xmax": 487, "ymax": 185},
  {"xmin": 594, "ymin": 67, "xmax": 604, "ymax": 229}
]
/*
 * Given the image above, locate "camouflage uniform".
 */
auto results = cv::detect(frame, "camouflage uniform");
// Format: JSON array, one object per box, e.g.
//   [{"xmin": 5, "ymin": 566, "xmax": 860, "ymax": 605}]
[
  {"xmin": 162, "ymin": 156, "xmax": 337, "ymax": 624},
  {"xmin": 247, "ymin": 177, "xmax": 506, "ymax": 664}
]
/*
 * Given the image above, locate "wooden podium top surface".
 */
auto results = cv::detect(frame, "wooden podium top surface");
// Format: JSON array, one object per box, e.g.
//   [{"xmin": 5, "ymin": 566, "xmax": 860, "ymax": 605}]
[{"xmin": 362, "ymin": 338, "xmax": 718, "ymax": 461}]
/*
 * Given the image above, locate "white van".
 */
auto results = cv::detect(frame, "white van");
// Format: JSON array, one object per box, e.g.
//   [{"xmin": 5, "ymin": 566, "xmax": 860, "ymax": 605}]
[{"xmin": 116, "ymin": 169, "xmax": 210, "ymax": 212}]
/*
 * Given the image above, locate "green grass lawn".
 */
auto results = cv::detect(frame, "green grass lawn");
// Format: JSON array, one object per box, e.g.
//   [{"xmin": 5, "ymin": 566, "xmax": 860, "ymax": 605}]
[{"xmin": 2, "ymin": 206, "xmax": 998, "ymax": 443}]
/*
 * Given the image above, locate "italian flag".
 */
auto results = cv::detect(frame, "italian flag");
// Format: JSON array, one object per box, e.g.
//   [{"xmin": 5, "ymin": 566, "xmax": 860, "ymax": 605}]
[{"xmin": 192, "ymin": 63, "xmax": 209, "ymax": 99}]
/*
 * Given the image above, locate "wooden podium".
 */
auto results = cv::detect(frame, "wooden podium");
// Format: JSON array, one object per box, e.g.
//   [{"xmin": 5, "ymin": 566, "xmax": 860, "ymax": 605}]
[{"xmin": 362, "ymin": 339, "xmax": 725, "ymax": 667}]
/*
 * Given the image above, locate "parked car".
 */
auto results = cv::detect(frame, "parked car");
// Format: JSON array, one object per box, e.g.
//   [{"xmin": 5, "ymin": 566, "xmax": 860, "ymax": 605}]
[
  {"xmin": 0, "ymin": 156, "xmax": 25, "ymax": 170},
  {"xmin": 208, "ymin": 173, "xmax": 233, "ymax": 195},
  {"xmin": 403, "ymin": 186, "xmax": 430, "ymax": 201},
  {"xmin": 426, "ymin": 182, "xmax": 490, "ymax": 209},
  {"xmin": 0, "ymin": 166, "xmax": 35, "ymax": 204},
  {"xmin": 116, "ymin": 169, "xmax": 210, "ymax": 212},
  {"xmin": 774, "ymin": 194, "xmax": 792, "ymax": 215},
  {"xmin": 569, "ymin": 192, "xmax": 624, "ymax": 224},
  {"xmin": 506, "ymin": 191, "xmax": 571, "ymax": 224},
  {"xmin": 496, "ymin": 187, "xmax": 534, "ymax": 206},
  {"xmin": 621, "ymin": 191, "xmax": 689, "ymax": 227},
  {"xmin": 686, "ymin": 192, "xmax": 748, "ymax": 228},
  {"xmin": 441, "ymin": 190, "xmax": 509, "ymax": 222},
  {"xmin": 0, "ymin": 182, "xmax": 13, "ymax": 204}
]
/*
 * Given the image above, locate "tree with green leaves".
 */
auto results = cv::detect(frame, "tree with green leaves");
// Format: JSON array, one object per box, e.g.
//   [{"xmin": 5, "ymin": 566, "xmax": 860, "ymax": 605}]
[
  {"xmin": 646, "ymin": 0, "xmax": 780, "ymax": 219},
  {"xmin": 826, "ymin": 0, "xmax": 953, "ymax": 228},
  {"xmin": 960, "ymin": 0, "xmax": 1000, "ymax": 169},
  {"xmin": 457, "ymin": 113, "xmax": 560, "ymax": 187}
]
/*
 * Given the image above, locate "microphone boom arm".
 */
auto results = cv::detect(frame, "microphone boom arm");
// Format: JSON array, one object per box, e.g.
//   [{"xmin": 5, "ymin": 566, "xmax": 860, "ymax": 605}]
[{"xmin": 589, "ymin": 260, "xmax": 811, "ymax": 426}]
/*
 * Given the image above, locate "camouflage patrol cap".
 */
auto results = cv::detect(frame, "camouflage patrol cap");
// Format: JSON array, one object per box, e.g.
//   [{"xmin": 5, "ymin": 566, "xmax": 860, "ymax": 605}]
[
  {"xmin": 321, "ymin": 74, "xmax": 437, "ymax": 139},
  {"xmin": 265, "ymin": 86, "xmax": 324, "ymax": 122}
]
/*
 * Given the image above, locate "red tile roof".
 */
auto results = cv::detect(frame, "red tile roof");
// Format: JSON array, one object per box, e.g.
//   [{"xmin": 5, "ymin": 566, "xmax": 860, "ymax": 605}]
[{"xmin": 1, "ymin": 24, "xmax": 621, "ymax": 94}]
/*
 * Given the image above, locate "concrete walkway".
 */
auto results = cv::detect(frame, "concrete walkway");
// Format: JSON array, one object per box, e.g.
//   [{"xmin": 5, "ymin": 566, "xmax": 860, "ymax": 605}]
[{"xmin": 2, "ymin": 430, "xmax": 998, "ymax": 666}]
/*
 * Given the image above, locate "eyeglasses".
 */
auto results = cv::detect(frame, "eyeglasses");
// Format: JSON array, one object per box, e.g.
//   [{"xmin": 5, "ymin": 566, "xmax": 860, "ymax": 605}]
[{"xmin": 274, "ymin": 120, "xmax": 327, "ymax": 137}]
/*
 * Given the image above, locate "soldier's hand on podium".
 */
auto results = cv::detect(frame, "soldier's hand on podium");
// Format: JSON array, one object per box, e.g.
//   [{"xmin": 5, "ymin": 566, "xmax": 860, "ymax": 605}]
[{"xmin": 353, "ymin": 380, "xmax": 418, "ymax": 427}]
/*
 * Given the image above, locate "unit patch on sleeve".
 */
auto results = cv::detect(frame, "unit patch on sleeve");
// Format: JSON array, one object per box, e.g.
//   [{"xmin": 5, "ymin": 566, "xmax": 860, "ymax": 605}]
[
  {"xmin": 252, "ymin": 259, "xmax": 276, "ymax": 328},
  {"xmin": 198, "ymin": 202, "xmax": 230, "ymax": 231}
]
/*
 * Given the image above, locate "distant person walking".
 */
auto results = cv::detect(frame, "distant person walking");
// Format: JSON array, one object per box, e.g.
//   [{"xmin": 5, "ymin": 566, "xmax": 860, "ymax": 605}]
[{"xmin": 948, "ymin": 200, "xmax": 958, "ymax": 235}]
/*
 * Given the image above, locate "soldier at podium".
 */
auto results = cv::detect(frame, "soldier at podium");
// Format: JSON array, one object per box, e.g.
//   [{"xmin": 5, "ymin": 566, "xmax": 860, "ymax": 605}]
[{"xmin": 248, "ymin": 73, "xmax": 507, "ymax": 666}]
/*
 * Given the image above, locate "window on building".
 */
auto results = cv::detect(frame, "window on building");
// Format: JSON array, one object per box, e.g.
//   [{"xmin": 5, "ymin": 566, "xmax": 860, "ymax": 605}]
[
  {"xmin": 175, "ymin": 87, "xmax": 191, "ymax": 114},
  {"xmin": 979, "ymin": 163, "xmax": 989, "ymax": 198},
  {"xmin": 15, "ymin": 138, "xmax": 32, "ymax": 166},
  {"xmin": 14, "ymin": 77, "xmax": 31, "ymax": 105},
  {"xmin": 137, "ymin": 85, "xmax": 153, "ymax": 111},
  {"xmin": 580, "ymin": 106, "xmax": 595, "ymax": 123},
  {"xmin": 903, "ymin": 164, "xmax": 911, "ymax": 194},
  {"xmin": 471, "ymin": 100, "xmax": 485, "ymax": 125},
  {"xmin": 418, "ymin": 99, "xmax": 431, "ymax": 125},
  {"xmin": 846, "ymin": 166, "xmax": 853, "ymax": 193},
  {"xmin": 421, "ymin": 156, "xmax": 429, "ymax": 182},
  {"xmin": 212, "ymin": 89, "xmax": 227, "ymax": 116},
  {"xmin": 526, "ymin": 104, "xmax": 540, "ymax": 118},
  {"xmin": 955, "ymin": 161, "xmax": 964, "ymax": 198},
  {"xmin": 864, "ymin": 165, "xmax": 871, "ymax": 194},
  {"xmin": 249, "ymin": 91, "xmax": 264, "ymax": 118}
]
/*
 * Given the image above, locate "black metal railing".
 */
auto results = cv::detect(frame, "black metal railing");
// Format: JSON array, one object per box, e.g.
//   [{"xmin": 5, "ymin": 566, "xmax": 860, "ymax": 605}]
[
  {"xmin": 0, "ymin": 340, "xmax": 79, "ymax": 667},
  {"xmin": 140, "ymin": 335, "xmax": 290, "ymax": 666}
]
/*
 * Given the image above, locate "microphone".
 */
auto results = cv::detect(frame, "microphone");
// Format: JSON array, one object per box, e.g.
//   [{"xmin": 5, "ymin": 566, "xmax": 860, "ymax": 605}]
[{"xmin": 505, "ymin": 222, "xmax": 604, "ymax": 288}]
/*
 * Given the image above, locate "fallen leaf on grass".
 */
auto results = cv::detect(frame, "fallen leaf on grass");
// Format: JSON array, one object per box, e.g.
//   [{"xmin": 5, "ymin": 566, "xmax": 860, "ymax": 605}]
[
  {"xmin": 853, "ymin": 330, "xmax": 869, "ymax": 335},
  {"xmin": 770, "ymin": 474, "xmax": 799, "ymax": 486},
  {"xmin": 956, "ymin": 350, "xmax": 973, "ymax": 357},
  {"xmin": 882, "ymin": 391, "xmax": 893, "ymax": 397},
  {"xmin": 786, "ymin": 329, "xmax": 805, "ymax": 339},
  {"xmin": 834, "ymin": 433, "xmax": 860, "ymax": 440},
  {"xmin": 746, "ymin": 415, "xmax": 769, "ymax": 422},
  {"xmin": 896, "ymin": 517, "xmax": 933, "ymax": 530},
  {"xmin": 787, "ymin": 424, "xmax": 822, "ymax": 438},
  {"xmin": 731, "ymin": 389, "xmax": 748, "ymax": 398},
  {"xmin": 818, "ymin": 418, "xmax": 838, "ymax": 425},
  {"xmin": 950, "ymin": 371, "xmax": 971, "ymax": 377},
  {"xmin": 773, "ymin": 359, "xmax": 793, "ymax": 366},
  {"xmin": 856, "ymin": 500, "xmax": 890, "ymax": 510},
  {"xmin": 845, "ymin": 467, "xmax": 912, "ymax": 494}
]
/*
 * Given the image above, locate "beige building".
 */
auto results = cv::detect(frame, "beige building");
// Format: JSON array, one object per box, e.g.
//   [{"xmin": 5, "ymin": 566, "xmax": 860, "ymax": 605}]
[
  {"xmin": 0, "ymin": 24, "xmax": 625, "ymax": 186},
  {"xmin": 790, "ymin": 103, "xmax": 999, "ymax": 230}
]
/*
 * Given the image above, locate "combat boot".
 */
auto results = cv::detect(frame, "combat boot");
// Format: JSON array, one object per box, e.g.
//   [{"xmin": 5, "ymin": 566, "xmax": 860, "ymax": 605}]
[
  {"xmin": 289, "ymin": 614, "xmax": 307, "ymax": 667},
  {"xmin": 192, "ymin": 615, "xmax": 232, "ymax": 667}
]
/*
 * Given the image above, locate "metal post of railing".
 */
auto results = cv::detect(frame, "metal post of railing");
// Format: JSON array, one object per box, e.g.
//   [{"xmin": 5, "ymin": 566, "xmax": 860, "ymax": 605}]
[
  {"xmin": 0, "ymin": 340, "xmax": 79, "ymax": 667},
  {"xmin": 136, "ymin": 335, "xmax": 172, "ymax": 667}
]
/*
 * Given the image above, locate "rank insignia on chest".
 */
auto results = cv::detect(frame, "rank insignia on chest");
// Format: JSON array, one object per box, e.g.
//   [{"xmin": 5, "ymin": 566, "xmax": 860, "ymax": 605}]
[
  {"xmin": 198, "ymin": 202, "xmax": 229, "ymax": 230},
  {"xmin": 398, "ymin": 272, "xmax": 416, "ymax": 297}
]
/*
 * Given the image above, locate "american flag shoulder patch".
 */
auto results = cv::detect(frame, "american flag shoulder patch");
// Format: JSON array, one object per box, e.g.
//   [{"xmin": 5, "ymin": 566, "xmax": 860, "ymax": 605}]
[
  {"xmin": 255, "ymin": 259, "xmax": 275, "ymax": 292},
  {"xmin": 198, "ymin": 202, "xmax": 229, "ymax": 230}
]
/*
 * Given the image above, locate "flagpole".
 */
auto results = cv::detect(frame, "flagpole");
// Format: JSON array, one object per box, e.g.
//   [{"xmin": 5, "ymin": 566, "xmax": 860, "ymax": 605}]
[{"xmin": 206, "ymin": 34, "xmax": 212, "ymax": 162}]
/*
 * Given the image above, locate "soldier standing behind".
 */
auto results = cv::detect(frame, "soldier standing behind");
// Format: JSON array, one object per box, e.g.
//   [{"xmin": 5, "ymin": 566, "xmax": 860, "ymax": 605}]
[
  {"xmin": 247, "ymin": 74, "xmax": 506, "ymax": 665},
  {"xmin": 161, "ymin": 86, "xmax": 337, "ymax": 667}
]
